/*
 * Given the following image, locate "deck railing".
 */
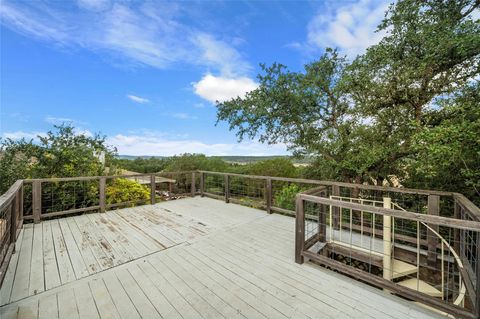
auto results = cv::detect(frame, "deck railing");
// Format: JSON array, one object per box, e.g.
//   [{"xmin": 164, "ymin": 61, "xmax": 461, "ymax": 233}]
[
  {"xmin": 0, "ymin": 170, "xmax": 479, "ymax": 318},
  {"xmin": 295, "ymin": 187, "xmax": 480, "ymax": 319}
]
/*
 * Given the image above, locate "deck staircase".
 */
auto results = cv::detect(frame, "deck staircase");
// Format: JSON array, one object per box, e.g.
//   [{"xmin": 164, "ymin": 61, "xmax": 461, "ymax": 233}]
[{"xmin": 328, "ymin": 196, "xmax": 464, "ymax": 308}]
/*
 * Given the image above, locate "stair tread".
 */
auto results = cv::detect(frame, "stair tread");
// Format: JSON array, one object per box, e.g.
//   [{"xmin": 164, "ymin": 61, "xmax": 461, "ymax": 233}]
[
  {"xmin": 398, "ymin": 278, "xmax": 442, "ymax": 297},
  {"xmin": 391, "ymin": 259, "xmax": 418, "ymax": 278}
]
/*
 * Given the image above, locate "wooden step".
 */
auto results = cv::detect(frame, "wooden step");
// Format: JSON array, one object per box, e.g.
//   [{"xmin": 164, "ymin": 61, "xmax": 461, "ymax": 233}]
[
  {"xmin": 391, "ymin": 259, "xmax": 418, "ymax": 279},
  {"xmin": 397, "ymin": 278, "xmax": 442, "ymax": 298}
]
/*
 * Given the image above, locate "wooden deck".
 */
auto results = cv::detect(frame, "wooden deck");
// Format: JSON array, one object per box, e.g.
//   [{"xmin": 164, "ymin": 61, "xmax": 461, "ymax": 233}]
[{"xmin": 0, "ymin": 197, "xmax": 446, "ymax": 318}]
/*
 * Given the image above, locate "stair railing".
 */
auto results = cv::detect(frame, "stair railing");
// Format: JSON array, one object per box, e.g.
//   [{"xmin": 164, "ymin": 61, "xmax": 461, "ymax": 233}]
[
  {"xmin": 392, "ymin": 202, "xmax": 466, "ymax": 306},
  {"xmin": 326, "ymin": 195, "xmax": 467, "ymax": 307}
]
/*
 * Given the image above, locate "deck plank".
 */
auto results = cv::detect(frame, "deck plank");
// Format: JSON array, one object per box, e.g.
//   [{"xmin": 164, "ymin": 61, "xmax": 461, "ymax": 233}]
[
  {"xmin": 10, "ymin": 224, "xmax": 34, "ymax": 302},
  {"xmin": 114, "ymin": 268, "xmax": 162, "ymax": 319},
  {"xmin": 139, "ymin": 261, "xmax": 202, "ymax": 319},
  {"xmin": 42, "ymin": 221, "xmax": 62, "ymax": 291},
  {"xmin": 51, "ymin": 220, "xmax": 76, "ymax": 285},
  {"xmin": 38, "ymin": 293, "xmax": 58, "ymax": 319},
  {"xmin": 58, "ymin": 218, "xmax": 89, "ymax": 279},
  {"xmin": 57, "ymin": 288, "xmax": 79, "ymax": 319},
  {"xmin": 102, "ymin": 272, "xmax": 141, "ymax": 319},
  {"xmin": 65, "ymin": 217, "xmax": 102, "ymax": 274},
  {"xmin": 89, "ymin": 278, "xmax": 121, "ymax": 319},
  {"xmin": 0, "ymin": 230, "xmax": 24, "ymax": 305},
  {"xmin": 74, "ymin": 283, "xmax": 99, "ymax": 319},
  {"xmin": 29, "ymin": 223, "xmax": 45, "ymax": 296}
]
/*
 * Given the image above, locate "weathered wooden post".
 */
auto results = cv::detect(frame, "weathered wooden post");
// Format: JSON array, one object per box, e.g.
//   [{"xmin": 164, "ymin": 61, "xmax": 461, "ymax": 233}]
[
  {"xmin": 10, "ymin": 192, "xmax": 18, "ymax": 250},
  {"xmin": 99, "ymin": 177, "xmax": 106, "ymax": 213},
  {"xmin": 224, "ymin": 174, "xmax": 230, "ymax": 203},
  {"xmin": 32, "ymin": 180, "xmax": 41, "ymax": 223},
  {"xmin": 383, "ymin": 197, "xmax": 392, "ymax": 281},
  {"xmin": 318, "ymin": 189, "xmax": 327, "ymax": 242},
  {"xmin": 332, "ymin": 185, "xmax": 340, "ymax": 230},
  {"xmin": 19, "ymin": 182, "xmax": 23, "ymax": 221},
  {"xmin": 200, "ymin": 172, "xmax": 204, "ymax": 197},
  {"xmin": 150, "ymin": 175, "xmax": 156, "ymax": 205},
  {"xmin": 191, "ymin": 172, "xmax": 196, "ymax": 197},
  {"xmin": 266, "ymin": 178, "xmax": 272, "ymax": 214},
  {"xmin": 427, "ymin": 194, "xmax": 440, "ymax": 266},
  {"xmin": 295, "ymin": 195, "xmax": 305, "ymax": 264}
]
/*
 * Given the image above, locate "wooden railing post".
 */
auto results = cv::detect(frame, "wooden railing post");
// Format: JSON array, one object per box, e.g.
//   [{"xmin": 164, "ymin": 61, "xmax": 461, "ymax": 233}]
[
  {"xmin": 224, "ymin": 175, "xmax": 230, "ymax": 203},
  {"xmin": 200, "ymin": 172, "xmax": 204, "ymax": 197},
  {"xmin": 266, "ymin": 178, "xmax": 272, "ymax": 214},
  {"xmin": 19, "ymin": 183, "xmax": 23, "ymax": 222},
  {"xmin": 32, "ymin": 180, "xmax": 41, "ymax": 223},
  {"xmin": 383, "ymin": 197, "xmax": 392, "ymax": 281},
  {"xmin": 332, "ymin": 185, "xmax": 340, "ymax": 230},
  {"xmin": 150, "ymin": 175, "xmax": 156, "ymax": 205},
  {"xmin": 318, "ymin": 190, "xmax": 327, "ymax": 242},
  {"xmin": 427, "ymin": 194, "xmax": 440, "ymax": 266},
  {"xmin": 10, "ymin": 193, "xmax": 18, "ymax": 249},
  {"xmin": 191, "ymin": 172, "xmax": 196, "ymax": 197},
  {"xmin": 99, "ymin": 177, "xmax": 106, "ymax": 213},
  {"xmin": 295, "ymin": 195, "xmax": 305, "ymax": 264}
]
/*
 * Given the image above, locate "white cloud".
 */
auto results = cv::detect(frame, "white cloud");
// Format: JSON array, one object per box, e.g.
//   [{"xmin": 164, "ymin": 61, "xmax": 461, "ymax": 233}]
[
  {"xmin": 193, "ymin": 74, "xmax": 258, "ymax": 103},
  {"xmin": 107, "ymin": 133, "xmax": 288, "ymax": 156},
  {"xmin": 127, "ymin": 94, "xmax": 150, "ymax": 104},
  {"xmin": 306, "ymin": 0, "xmax": 389, "ymax": 57},
  {"xmin": 45, "ymin": 116, "xmax": 76, "ymax": 124},
  {"xmin": 2, "ymin": 128, "xmax": 92, "ymax": 141},
  {"xmin": 77, "ymin": 0, "xmax": 110, "ymax": 12},
  {"xmin": 1, "ymin": 131, "xmax": 46, "ymax": 141},
  {"xmin": 171, "ymin": 113, "xmax": 197, "ymax": 120},
  {"xmin": 0, "ymin": 1, "xmax": 251, "ymax": 76},
  {"xmin": 194, "ymin": 33, "xmax": 251, "ymax": 77}
]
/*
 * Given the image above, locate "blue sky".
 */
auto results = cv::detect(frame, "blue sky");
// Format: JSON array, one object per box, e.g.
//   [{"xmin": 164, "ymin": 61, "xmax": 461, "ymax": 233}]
[{"xmin": 0, "ymin": 0, "xmax": 388, "ymax": 156}]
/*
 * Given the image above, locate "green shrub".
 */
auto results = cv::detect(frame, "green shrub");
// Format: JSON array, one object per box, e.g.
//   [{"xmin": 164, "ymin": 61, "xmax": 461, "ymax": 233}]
[
  {"xmin": 106, "ymin": 178, "xmax": 150, "ymax": 204},
  {"xmin": 275, "ymin": 184, "xmax": 304, "ymax": 211}
]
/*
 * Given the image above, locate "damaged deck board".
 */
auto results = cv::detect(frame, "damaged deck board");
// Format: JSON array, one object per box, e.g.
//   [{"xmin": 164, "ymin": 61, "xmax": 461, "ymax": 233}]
[{"xmin": 0, "ymin": 198, "xmax": 218, "ymax": 306}]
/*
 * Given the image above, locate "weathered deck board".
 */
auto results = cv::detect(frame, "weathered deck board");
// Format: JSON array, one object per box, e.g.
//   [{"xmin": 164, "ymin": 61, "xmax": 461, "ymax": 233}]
[{"xmin": 0, "ymin": 197, "xmax": 446, "ymax": 319}]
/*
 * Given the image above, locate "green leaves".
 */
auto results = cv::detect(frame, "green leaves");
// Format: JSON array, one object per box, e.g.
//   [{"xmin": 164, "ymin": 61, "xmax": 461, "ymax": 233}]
[{"xmin": 215, "ymin": 0, "xmax": 480, "ymax": 201}]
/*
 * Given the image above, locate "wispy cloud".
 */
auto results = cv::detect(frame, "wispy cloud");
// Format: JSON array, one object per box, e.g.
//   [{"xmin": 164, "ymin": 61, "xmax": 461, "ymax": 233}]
[
  {"xmin": 0, "ymin": 1, "xmax": 258, "ymax": 104},
  {"xmin": 171, "ymin": 113, "xmax": 197, "ymax": 120},
  {"xmin": 45, "ymin": 116, "xmax": 82, "ymax": 125},
  {"xmin": 0, "ymin": 1, "xmax": 251, "ymax": 76},
  {"xmin": 193, "ymin": 74, "xmax": 258, "ymax": 104},
  {"xmin": 127, "ymin": 94, "xmax": 150, "ymax": 104},
  {"xmin": 300, "ymin": 0, "xmax": 389, "ymax": 58},
  {"xmin": 1, "ymin": 131, "xmax": 46, "ymax": 141}
]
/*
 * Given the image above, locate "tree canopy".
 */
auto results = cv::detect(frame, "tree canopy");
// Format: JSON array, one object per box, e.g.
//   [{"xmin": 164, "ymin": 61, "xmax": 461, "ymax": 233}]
[
  {"xmin": 0, "ymin": 125, "xmax": 116, "ymax": 193},
  {"xmin": 216, "ymin": 0, "xmax": 480, "ymax": 201}
]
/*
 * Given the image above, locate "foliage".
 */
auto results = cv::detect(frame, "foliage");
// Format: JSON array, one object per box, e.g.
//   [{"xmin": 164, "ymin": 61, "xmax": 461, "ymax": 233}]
[
  {"xmin": 216, "ymin": 0, "xmax": 480, "ymax": 202},
  {"xmin": 246, "ymin": 158, "xmax": 298, "ymax": 177},
  {"xmin": 115, "ymin": 157, "xmax": 168, "ymax": 173},
  {"xmin": 105, "ymin": 178, "xmax": 150, "ymax": 204},
  {"xmin": 163, "ymin": 153, "xmax": 229, "ymax": 172},
  {"xmin": 0, "ymin": 125, "xmax": 116, "ymax": 194},
  {"xmin": 408, "ymin": 84, "xmax": 480, "ymax": 203},
  {"xmin": 275, "ymin": 184, "xmax": 304, "ymax": 211}
]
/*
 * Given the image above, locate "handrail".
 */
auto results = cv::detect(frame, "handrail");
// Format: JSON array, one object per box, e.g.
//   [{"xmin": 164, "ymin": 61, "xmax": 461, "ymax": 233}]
[
  {"xmin": 393, "ymin": 203, "xmax": 466, "ymax": 306},
  {"xmin": 0, "ymin": 180, "xmax": 23, "ymax": 211},
  {"xmin": 198, "ymin": 170, "xmax": 454, "ymax": 196},
  {"xmin": 300, "ymin": 193, "xmax": 480, "ymax": 231}
]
